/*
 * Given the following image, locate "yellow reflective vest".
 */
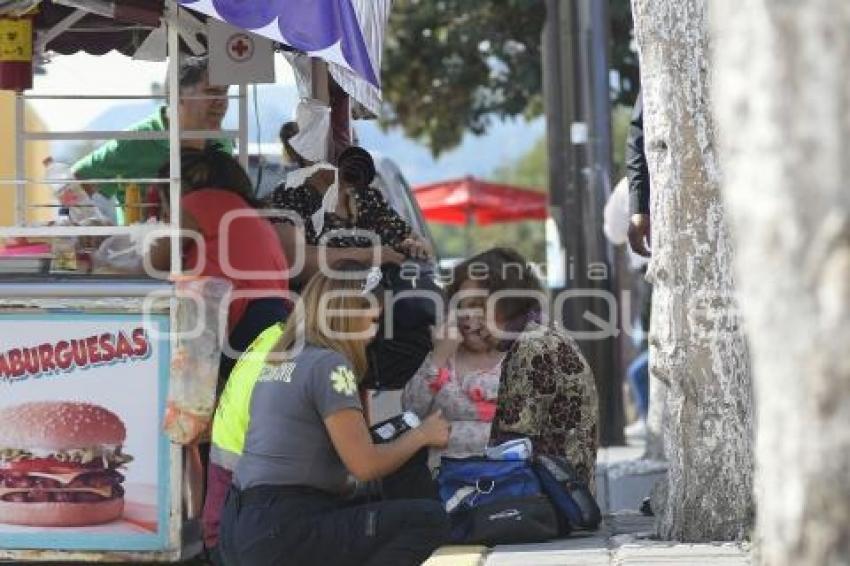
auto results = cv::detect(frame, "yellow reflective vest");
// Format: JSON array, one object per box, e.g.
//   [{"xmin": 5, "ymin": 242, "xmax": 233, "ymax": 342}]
[{"xmin": 210, "ymin": 323, "xmax": 285, "ymax": 470}]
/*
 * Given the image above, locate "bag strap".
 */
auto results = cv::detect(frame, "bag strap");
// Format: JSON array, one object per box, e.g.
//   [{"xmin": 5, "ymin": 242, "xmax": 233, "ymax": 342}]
[{"xmin": 445, "ymin": 486, "xmax": 476, "ymax": 513}]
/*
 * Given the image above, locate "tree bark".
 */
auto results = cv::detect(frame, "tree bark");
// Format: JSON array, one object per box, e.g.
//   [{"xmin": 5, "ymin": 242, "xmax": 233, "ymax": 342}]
[
  {"xmin": 643, "ymin": 371, "xmax": 667, "ymax": 461},
  {"xmin": 630, "ymin": 0, "xmax": 755, "ymax": 541},
  {"xmin": 713, "ymin": 1, "xmax": 850, "ymax": 563}
]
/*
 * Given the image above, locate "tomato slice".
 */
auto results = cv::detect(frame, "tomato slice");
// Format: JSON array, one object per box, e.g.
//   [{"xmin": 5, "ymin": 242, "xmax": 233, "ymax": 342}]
[{"xmin": 0, "ymin": 458, "xmax": 103, "ymax": 474}]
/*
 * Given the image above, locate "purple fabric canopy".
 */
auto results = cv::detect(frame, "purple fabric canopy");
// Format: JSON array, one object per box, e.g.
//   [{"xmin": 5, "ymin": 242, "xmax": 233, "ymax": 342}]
[{"xmin": 179, "ymin": 0, "xmax": 379, "ymax": 87}]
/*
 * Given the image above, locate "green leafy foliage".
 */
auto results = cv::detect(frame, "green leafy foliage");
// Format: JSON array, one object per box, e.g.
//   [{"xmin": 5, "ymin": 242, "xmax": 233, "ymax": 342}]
[
  {"xmin": 381, "ymin": 0, "xmax": 545, "ymax": 156},
  {"xmin": 609, "ymin": 0, "xmax": 641, "ymax": 106},
  {"xmin": 492, "ymin": 135, "xmax": 548, "ymax": 190},
  {"xmin": 381, "ymin": 0, "xmax": 638, "ymax": 155},
  {"xmin": 611, "ymin": 103, "xmax": 633, "ymax": 180},
  {"xmin": 391, "ymin": 1, "xmax": 639, "ymax": 260}
]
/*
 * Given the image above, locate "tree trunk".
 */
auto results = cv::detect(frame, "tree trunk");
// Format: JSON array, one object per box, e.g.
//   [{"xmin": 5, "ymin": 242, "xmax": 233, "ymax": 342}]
[
  {"xmin": 630, "ymin": 0, "xmax": 755, "ymax": 541},
  {"xmin": 643, "ymin": 370, "xmax": 667, "ymax": 461},
  {"xmin": 713, "ymin": 1, "xmax": 850, "ymax": 563}
]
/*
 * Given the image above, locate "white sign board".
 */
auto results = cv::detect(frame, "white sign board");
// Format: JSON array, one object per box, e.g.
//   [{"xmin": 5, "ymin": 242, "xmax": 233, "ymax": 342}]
[{"xmin": 208, "ymin": 19, "xmax": 275, "ymax": 86}]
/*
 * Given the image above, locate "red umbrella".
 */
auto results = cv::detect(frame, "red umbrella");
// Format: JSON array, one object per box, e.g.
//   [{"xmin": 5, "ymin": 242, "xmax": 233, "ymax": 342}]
[
  {"xmin": 413, "ymin": 176, "xmax": 548, "ymax": 254},
  {"xmin": 414, "ymin": 176, "xmax": 548, "ymax": 225}
]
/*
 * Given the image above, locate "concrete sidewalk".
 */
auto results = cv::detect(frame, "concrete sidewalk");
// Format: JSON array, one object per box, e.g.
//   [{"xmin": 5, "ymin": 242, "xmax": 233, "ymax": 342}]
[
  {"xmin": 424, "ymin": 513, "xmax": 751, "ymax": 566},
  {"xmin": 424, "ymin": 441, "xmax": 751, "ymax": 565},
  {"xmin": 595, "ymin": 443, "xmax": 666, "ymax": 515}
]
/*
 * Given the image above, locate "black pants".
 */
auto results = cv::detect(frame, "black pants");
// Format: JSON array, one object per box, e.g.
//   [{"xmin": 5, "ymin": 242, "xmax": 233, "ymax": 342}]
[
  {"xmin": 219, "ymin": 485, "xmax": 449, "ymax": 566},
  {"xmin": 207, "ymin": 546, "xmax": 225, "ymax": 566},
  {"xmin": 381, "ymin": 447, "xmax": 439, "ymax": 501}
]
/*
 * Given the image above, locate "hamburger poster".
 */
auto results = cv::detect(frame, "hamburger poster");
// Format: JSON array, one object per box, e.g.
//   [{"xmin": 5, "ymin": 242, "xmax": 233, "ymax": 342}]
[{"xmin": 0, "ymin": 313, "xmax": 171, "ymax": 552}]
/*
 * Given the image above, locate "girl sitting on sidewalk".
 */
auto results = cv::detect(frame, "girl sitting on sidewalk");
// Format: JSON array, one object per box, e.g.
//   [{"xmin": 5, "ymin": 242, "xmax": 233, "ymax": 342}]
[
  {"xmin": 404, "ymin": 248, "xmax": 599, "ymax": 491},
  {"xmin": 219, "ymin": 261, "xmax": 450, "ymax": 566}
]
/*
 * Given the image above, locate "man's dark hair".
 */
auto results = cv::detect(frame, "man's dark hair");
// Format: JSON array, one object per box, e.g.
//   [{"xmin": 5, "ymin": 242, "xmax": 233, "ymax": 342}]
[
  {"xmin": 163, "ymin": 56, "xmax": 210, "ymax": 96},
  {"xmin": 448, "ymin": 247, "xmax": 544, "ymax": 322},
  {"xmin": 179, "ymin": 56, "xmax": 209, "ymax": 90},
  {"xmin": 157, "ymin": 148, "xmax": 259, "ymax": 208}
]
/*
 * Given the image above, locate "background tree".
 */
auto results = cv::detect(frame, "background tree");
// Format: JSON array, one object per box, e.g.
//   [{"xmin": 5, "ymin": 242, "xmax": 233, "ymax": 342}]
[
  {"xmin": 428, "ymin": 105, "xmax": 633, "ymax": 263},
  {"xmin": 609, "ymin": 0, "xmax": 640, "ymax": 104},
  {"xmin": 714, "ymin": 1, "xmax": 850, "ymax": 563},
  {"xmin": 631, "ymin": 0, "xmax": 755, "ymax": 541},
  {"xmin": 381, "ymin": 0, "xmax": 638, "ymax": 156}
]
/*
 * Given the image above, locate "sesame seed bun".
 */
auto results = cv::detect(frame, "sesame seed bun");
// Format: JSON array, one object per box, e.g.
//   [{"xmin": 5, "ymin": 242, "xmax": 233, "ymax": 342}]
[{"xmin": 0, "ymin": 402, "xmax": 126, "ymax": 450}]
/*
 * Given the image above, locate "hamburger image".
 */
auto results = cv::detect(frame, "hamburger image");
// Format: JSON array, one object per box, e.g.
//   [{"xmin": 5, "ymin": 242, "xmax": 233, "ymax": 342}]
[{"xmin": 0, "ymin": 401, "xmax": 132, "ymax": 527}]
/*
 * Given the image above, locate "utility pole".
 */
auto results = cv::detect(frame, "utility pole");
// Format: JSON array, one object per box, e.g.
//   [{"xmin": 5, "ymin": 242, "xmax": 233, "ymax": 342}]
[{"xmin": 544, "ymin": 0, "xmax": 624, "ymax": 446}]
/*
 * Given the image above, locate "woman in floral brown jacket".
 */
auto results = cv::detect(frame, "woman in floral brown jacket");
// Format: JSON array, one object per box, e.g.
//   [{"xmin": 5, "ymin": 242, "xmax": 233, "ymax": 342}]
[{"xmin": 448, "ymin": 248, "xmax": 599, "ymax": 491}]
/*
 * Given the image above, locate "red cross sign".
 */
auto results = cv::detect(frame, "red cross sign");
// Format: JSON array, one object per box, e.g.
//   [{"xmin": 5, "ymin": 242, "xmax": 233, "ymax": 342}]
[{"xmin": 226, "ymin": 33, "xmax": 254, "ymax": 62}]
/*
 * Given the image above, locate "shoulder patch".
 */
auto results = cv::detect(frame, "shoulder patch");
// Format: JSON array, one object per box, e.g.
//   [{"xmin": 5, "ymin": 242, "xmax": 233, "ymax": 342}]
[{"xmin": 329, "ymin": 366, "xmax": 358, "ymax": 396}]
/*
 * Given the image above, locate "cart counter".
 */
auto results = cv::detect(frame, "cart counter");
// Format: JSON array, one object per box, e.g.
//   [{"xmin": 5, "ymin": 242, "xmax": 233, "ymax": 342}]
[{"xmin": 0, "ymin": 276, "xmax": 212, "ymax": 563}]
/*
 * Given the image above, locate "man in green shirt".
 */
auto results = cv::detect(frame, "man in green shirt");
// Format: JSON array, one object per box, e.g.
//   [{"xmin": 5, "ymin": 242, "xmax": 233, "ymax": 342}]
[{"xmin": 72, "ymin": 56, "xmax": 234, "ymax": 200}]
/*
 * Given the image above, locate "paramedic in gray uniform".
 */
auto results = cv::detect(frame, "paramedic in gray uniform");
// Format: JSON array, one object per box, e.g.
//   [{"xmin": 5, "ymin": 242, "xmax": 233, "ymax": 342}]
[{"xmin": 218, "ymin": 261, "xmax": 451, "ymax": 566}]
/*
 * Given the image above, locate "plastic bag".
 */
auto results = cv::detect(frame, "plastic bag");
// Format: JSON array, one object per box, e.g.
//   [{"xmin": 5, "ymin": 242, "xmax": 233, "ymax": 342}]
[
  {"xmin": 163, "ymin": 277, "xmax": 232, "ymax": 445},
  {"xmin": 288, "ymin": 99, "xmax": 331, "ymax": 163},
  {"xmin": 91, "ymin": 234, "xmax": 143, "ymax": 273},
  {"xmin": 45, "ymin": 159, "xmax": 110, "ymax": 225},
  {"xmin": 90, "ymin": 222, "xmax": 164, "ymax": 274}
]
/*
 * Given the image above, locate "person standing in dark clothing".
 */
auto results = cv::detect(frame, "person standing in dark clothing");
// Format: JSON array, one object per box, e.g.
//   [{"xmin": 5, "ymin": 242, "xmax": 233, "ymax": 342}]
[{"xmin": 625, "ymin": 91, "xmax": 652, "ymax": 257}]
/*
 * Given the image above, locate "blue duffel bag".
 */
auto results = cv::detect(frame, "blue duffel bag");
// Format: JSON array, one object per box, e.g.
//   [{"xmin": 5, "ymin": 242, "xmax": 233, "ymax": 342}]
[{"xmin": 436, "ymin": 457, "xmax": 559, "ymax": 545}]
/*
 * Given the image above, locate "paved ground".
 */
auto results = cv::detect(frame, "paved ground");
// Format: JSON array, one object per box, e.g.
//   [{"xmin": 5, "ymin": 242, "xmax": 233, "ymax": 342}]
[
  {"xmin": 424, "ymin": 441, "xmax": 751, "ymax": 566},
  {"xmin": 425, "ymin": 513, "xmax": 751, "ymax": 566}
]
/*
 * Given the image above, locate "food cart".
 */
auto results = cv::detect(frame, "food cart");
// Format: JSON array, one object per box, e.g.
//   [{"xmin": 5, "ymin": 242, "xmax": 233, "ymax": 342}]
[{"xmin": 0, "ymin": 0, "xmax": 390, "ymax": 561}]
